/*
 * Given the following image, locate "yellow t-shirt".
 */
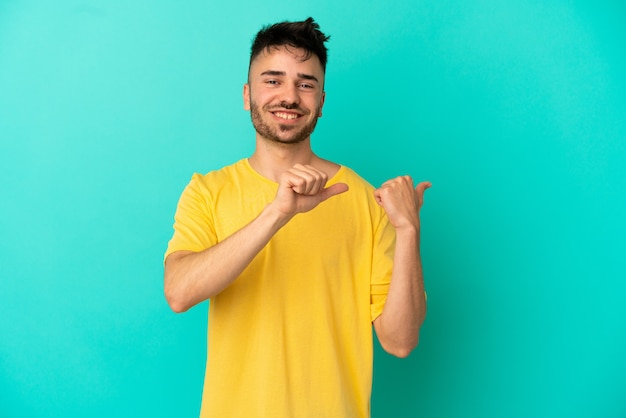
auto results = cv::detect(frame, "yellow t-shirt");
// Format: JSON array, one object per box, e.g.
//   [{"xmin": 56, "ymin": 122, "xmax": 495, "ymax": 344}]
[{"xmin": 165, "ymin": 159, "xmax": 395, "ymax": 418}]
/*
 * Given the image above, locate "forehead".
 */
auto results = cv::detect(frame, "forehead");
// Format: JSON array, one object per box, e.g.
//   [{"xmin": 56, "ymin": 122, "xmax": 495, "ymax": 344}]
[{"xmin": 249, "ymin": 46, "xmax": 324, "ymax": 79}]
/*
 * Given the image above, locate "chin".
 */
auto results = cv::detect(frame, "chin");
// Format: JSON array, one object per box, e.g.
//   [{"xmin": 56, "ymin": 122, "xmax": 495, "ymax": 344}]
[{"xmin": 268, "ymin": 135, "xmax": 308, "ymax": 145}]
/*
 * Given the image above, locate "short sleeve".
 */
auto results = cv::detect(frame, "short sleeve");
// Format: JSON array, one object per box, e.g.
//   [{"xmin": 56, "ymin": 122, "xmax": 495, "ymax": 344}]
[
  {"xmin": 164, "ymin": 174, "xmax": 217, "ymax": 263},
  {"xmin": 370, "ymin": 213, "xmax": 396, "ymax": 322}
]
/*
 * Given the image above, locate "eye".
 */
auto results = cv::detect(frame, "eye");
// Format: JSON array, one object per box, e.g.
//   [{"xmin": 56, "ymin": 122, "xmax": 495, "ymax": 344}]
[
  {"xmin": 264, "ymin": 79, "xmax": 279, "ymax": 85},
  {"xmin": 299, "ymin": 83, "xmax": 314, "ymax": 89}
]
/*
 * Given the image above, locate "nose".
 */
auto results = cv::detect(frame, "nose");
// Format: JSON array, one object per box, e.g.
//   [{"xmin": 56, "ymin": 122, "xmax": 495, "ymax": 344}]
[{"xmin": 278, "ymin": 83, "xmax": 300, "ymax": 107}]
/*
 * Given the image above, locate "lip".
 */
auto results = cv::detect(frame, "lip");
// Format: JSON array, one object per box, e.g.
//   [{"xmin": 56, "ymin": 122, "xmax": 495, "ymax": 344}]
[{"xmin": 270, "ymin": 110, "xmax": 304, "ymax": 122}]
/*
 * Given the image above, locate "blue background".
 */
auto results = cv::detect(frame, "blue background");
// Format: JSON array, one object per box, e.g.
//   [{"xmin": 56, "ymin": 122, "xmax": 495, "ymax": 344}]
[{"xmin": 1, "ymin": 1, "xmax": 625, "ymax": 417}]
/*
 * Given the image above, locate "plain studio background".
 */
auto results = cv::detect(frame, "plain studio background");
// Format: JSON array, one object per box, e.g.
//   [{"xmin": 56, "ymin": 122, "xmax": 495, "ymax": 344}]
[{"xmin": 1, "ymin": 1, "xmax": 625, "ymax": 417}]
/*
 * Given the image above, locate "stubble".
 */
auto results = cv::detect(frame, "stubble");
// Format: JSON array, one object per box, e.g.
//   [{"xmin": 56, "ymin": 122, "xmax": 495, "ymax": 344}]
[{"xmin": 249, "ymin": 101, "xmax": 321, "ymax": 145}]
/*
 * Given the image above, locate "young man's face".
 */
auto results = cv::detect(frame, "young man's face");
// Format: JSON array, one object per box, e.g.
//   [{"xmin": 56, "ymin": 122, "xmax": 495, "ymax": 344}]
[{"xmin": 244, "ymin": 46, "xmax": 326, "ymax": 145}]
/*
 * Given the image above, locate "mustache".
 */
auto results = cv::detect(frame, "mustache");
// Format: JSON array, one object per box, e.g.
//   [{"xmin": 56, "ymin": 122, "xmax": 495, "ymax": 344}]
[{"xmin": 266, "ymin": 101, "xmax": 309, "ymax": 113}]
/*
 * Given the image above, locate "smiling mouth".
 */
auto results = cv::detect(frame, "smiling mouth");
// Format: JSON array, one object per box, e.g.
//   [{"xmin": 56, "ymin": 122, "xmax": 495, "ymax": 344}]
[{"xmin": 272, "ymin": 111, "xmax": 302, "ymax": 120}]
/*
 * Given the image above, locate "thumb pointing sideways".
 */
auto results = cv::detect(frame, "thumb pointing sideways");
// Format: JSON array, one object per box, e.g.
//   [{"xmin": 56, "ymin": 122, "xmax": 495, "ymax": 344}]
[
  {"xmin": 320, "ymin": 182, "xmax": 349, "ymax": 202},
  {"xmin": 415, "ymin": 181, "xmax": 432, "ymax": 208}
]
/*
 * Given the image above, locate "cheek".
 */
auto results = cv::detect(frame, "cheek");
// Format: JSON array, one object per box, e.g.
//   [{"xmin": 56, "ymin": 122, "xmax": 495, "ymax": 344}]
[{"xmin": 251, "ymin": 91, "xmax": 275, "ymax": 107}]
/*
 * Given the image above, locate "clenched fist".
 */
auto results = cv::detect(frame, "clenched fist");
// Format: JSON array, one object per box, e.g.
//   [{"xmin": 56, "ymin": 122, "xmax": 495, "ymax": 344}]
[
  {"xmin": 273, "ymin": 164, "xmax": 349, "ymax": 216},
  {"xmin": 374, "ymin": 176, "xmax": 431, "ymax": 230}
]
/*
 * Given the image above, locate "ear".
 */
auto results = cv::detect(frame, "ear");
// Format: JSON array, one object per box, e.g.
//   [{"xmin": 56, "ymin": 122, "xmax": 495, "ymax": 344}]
[
  {"xmin": 318, "ymin": 91, "xmax": 326, "ymax": 117},
  {"xmin": 243, "ymin": 83, "xmax": 250, "ymax": 111}
]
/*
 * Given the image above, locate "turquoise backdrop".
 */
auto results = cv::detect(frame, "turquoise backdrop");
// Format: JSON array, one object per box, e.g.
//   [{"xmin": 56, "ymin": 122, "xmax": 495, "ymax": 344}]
[{"xmin": 1, "ymin": 1, "xmax": 625, "ymax": 417}]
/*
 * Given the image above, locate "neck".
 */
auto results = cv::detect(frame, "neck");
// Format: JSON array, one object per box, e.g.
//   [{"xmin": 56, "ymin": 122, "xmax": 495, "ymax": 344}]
[{"xmin": 249, "ymin": 136, "xmax": 318, "ymax": 182}]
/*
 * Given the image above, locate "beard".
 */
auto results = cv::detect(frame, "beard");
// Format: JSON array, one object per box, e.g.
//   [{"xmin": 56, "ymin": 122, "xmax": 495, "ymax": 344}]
[{"xmin": 249, "ymin": 100, "xmax": 321, "ymax": 145}]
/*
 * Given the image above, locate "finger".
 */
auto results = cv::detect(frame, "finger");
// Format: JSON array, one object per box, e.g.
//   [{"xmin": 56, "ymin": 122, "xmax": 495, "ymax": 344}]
[
  {"xmin": 302, "ymin": 164, "xmax": 327, "ymax": 195},
  {"xmin": 380, "ymin": 177, "xmax": 402, "ymax": 189},
  {"xmin": 414, "ymin": 181, "xmax": 432, "ymax": 196},
  {"xmin": 290, "ymin": 165, "xmax": 327, "ymax": 195},
  {"xmin": 381, "ymin": 175, "xmax": 414, "ymax": 192},
  {"xmin": 373, "ymin": 184, "xmax": 393, "ymax": 206},
  {"xmin": 287, "ymin": 166, "xmax": 314, "ymax": 194},
  {"xmin": 414, "ymin": 181, "xmax": 431, "ymax": 208},
  {"xmin": 285, "ymin": 170, "xmax": 318, "ymax": 195},
  {"xmin": 320, "ymin": 182, "xmax": 349, "ymax": 202},
  {"xmin": 281, "ymin": 171, "xmax": 307, "ymax": 195},
  {"xmin": 373, "ymin": 188, "xmax": 383, "ymax": 206}
]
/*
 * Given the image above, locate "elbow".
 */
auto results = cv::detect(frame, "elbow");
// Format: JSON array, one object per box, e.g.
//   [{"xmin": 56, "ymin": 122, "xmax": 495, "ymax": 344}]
[
  {"xmin": 164, "ymin": 252, "xmax": 195, "ymax": 313},
  {"xmin": 164, "ymin": 262, "xmax": 195, "ymax": 313},
  {"xmin": 165, "ymin": 291, "xmax": 189, "ymax": 314},
  {"xmin": 384, "ymin": 339, "xmax": 418, "ymax": 359},
  {"xmin": 379, "ymin": 332, "xmax": 420, "ymax": 358},
  {"xmin": 164, "ymin": 278, "xmax": 214, "ymax": 313},
  {"xmin": 164, "ymin": 282, "xmax": 191, "ymax": 314},
  {"xmin": 374, "ymin": 316, "xmax": 423, "ymax": 358},
  {"xmin": 390, "ymin": 349, "xmax": 412, "ymax": 359},
  {"xmin": 167, "ymin": 298, "xmax": 190, "ymax": 314}
]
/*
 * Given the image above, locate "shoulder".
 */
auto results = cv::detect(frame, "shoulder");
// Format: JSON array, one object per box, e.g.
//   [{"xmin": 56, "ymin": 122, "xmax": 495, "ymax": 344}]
[
  {"xmin": 196, "ymin": 159, "xmax": 247, "ymax": 180},
  {"xmin": 333, "ymin": 165, "xmax": 390, "ymax": 222},
  {"xmin": 176, "ymin": 159, "xmax": 249, "ymax": 205},
  {"xmin": 335, "ymin": 165, "xmax": 376, "ymax": 192},
  {"xmin": 189, "ymin": 159, "xmax": 249, "ymax": 188}
]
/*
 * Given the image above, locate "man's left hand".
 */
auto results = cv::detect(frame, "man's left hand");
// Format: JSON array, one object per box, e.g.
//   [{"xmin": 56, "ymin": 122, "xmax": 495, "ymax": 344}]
[{"xmin": 374, "ymin": 176, "xmax": 431, "ymax": 231}]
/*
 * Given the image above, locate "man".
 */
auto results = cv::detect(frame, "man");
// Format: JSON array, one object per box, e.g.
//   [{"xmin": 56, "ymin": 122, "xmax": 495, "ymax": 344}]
[{"xmin": 164, "ymin": 17, "xmax": 430, "ymax": 418}]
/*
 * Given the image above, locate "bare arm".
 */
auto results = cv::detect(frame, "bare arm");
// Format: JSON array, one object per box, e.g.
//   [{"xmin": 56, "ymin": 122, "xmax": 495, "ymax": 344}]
[
  {"xmin": 164, "ymin": 204, "xmax": 288, "ymax": 313},
  {"xmin": 164, "ymin": 164, "xmax": 348, "ymax": 313},
  {"xmin": 372, "ymin": 177, "xmax": 430, "ymax": 357}
]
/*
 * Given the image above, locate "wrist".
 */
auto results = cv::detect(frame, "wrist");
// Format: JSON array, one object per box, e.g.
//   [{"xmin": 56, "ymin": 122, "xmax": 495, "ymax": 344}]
[
  {"xmin": 394, "ymin": 223, "xmax": 419, "ymax": 236},
  {"xmin": 394, "ymin": 224, "xmax": 421, "ymax": 248},
  {"xmin": 263, "ymin": 201, "xmax": 295, "ymax": 229}
]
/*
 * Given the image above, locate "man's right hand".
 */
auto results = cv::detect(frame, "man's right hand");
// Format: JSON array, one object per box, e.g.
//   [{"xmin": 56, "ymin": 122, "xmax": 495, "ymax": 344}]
[
  {"xmin": 271, "ymin": 164, "xmax": 349, "ymax": 216},
  {"xmin": 165, "ymin": 164, "xmax": 348, "ymax": 312}
]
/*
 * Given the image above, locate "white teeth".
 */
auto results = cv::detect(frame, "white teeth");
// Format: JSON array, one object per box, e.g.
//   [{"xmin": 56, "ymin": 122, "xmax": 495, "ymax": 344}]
[{"xmin": 274, "ymin": 112, "xmax": 299, "ymax": 120}]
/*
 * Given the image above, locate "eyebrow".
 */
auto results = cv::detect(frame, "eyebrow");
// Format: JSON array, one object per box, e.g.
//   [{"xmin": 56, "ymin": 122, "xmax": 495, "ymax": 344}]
[{"xmin": 260, "ymin": 70, "xmax": 319, "ymax": 83}]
